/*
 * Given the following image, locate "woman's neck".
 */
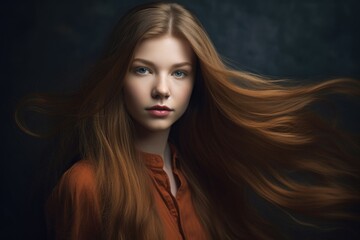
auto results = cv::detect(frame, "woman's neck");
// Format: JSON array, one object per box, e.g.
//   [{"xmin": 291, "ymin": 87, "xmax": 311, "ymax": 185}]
[{"xmin": 134, "ymin": 126, "xmax": 170, "ymax": 159}]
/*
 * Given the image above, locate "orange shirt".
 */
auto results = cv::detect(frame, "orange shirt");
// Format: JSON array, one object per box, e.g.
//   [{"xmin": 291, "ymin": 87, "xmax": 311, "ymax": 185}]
[{"xmin": 46, "ymin": 146, "xmax": 209, "ymax": 240}]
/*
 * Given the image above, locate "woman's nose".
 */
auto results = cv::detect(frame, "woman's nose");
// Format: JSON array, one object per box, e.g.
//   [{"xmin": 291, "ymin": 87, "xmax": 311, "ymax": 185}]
[{"xmin": 151, "ymin": 74, "xmax": 170, "ymax": 99}]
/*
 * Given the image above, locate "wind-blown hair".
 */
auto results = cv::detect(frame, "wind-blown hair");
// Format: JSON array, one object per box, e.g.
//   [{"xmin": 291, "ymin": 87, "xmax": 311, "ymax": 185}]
[{"xmin": 16, "ymin": 2, "xmax": 359, "ymax": 239}]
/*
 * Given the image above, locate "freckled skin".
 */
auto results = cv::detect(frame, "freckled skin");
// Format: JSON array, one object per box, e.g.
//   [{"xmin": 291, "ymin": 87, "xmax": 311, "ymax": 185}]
[{"xmin": 124, "ymin": 35, "xmax": 195, "ymax": 133}]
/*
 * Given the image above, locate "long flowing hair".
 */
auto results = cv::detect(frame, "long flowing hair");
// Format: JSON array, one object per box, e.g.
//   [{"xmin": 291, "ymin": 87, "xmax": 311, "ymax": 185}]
[{"xmin": 15, "ymin": 2, "xmax": 359, "ymax": 239}]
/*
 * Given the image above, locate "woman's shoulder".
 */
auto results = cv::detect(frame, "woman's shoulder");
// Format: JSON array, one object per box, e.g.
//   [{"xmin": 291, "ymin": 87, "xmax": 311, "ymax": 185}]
[
  {"xmin": 57, "ymin": 160, "xmax": 97, "ymax": 194},
  {"xmin": 46, "ymin": 160, "xmax": 102, "ymax": 239},
  {"xmin": 47, "ymin": 160, "xmax": 99, "ymax": 213},
  {"xmin": 64, "ymin": 160, "xmax": 95, "ymax": 178}
]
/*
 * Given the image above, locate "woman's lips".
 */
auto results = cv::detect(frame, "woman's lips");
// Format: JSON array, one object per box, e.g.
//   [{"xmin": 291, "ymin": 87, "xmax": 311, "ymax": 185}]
[{"xmin": 146, "ymin": 105, "xmax": 173, "ymax": 117}]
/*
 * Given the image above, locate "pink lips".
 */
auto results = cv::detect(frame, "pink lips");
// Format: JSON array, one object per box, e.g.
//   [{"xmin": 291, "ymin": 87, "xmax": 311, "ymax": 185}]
[{"xmin": 146, "ymin": 105, "xmax": 173, "ymax": 117}]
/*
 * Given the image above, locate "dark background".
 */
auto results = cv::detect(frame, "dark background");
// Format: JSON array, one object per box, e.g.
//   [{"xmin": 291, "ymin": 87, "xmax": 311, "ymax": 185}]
[{"xmin": 2, "ymin": 0, "xmax": 359, "ymax": 239}]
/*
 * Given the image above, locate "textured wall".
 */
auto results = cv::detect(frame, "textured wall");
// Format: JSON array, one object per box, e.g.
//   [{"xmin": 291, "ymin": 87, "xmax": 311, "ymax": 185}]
[{"xmin": 2, "ymin": 0, "xmax": 359, "ymax": 239}]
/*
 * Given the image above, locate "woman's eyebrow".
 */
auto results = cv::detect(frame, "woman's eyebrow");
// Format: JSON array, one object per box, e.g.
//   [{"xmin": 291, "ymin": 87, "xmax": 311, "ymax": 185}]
[{"xmin": 132, "ymin": 58, "xmax": 193, "ymax": 68}]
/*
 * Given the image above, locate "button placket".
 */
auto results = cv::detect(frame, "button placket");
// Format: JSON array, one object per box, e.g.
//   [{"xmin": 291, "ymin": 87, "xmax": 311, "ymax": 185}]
[{"xmin": 141, "ymin": 147, "xmax": 188, "ymax": 240}]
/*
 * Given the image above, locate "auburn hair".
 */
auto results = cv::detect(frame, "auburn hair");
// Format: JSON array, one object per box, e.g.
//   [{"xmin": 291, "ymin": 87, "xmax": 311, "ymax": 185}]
[{"xmin": 15, "ymin": 2, "xmax": 359, "ymax": 239}]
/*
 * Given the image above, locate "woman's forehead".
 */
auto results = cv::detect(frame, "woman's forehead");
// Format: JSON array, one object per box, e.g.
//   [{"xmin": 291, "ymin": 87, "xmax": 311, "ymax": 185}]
[{"xmin": 131, "ymin": 35, "xmax": 195, "ymax": 66}]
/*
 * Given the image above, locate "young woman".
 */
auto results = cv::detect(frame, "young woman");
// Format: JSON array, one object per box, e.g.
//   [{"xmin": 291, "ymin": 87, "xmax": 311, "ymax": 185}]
[{"xmin": 16, "ymin": 2, "xmax": 359, "ymax": 240}]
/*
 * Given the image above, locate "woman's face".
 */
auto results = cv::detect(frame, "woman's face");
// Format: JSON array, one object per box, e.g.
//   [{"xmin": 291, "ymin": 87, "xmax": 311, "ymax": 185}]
[{"xmin": 124, "ymin": 35, "xmax": 195, "ymax": 133}]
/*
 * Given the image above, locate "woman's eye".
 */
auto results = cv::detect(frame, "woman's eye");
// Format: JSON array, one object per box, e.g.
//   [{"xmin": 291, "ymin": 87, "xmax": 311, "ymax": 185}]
[
  {"xmin": 173, "ymin": 70, "xmax": 187, "ymax": 79},
  {"xmin": 134, "ymin": 67, "xmax": 151, "ymax": 75}
]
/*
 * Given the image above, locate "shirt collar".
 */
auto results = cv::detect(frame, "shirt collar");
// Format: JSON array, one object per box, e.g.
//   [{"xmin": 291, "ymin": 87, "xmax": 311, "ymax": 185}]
[{"xmin": 139, "ymin": 143, "xmax": 179, "ymax": 169}]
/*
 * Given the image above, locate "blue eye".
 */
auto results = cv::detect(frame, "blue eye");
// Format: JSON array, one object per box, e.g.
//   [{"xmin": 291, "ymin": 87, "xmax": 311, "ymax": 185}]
[
  {"xmin": 134, "ymin": 67, "xmax": 151, "ymax": 75},
  {"xmin": 173, "ymin": 70, "xmax": 187, "ymax": 79}
]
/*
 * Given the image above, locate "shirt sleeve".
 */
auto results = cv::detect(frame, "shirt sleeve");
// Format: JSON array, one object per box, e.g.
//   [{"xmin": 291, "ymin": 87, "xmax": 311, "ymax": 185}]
[{"xmin": 45, "ymin": 160, "xmax": 101, "ymax": 240}]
